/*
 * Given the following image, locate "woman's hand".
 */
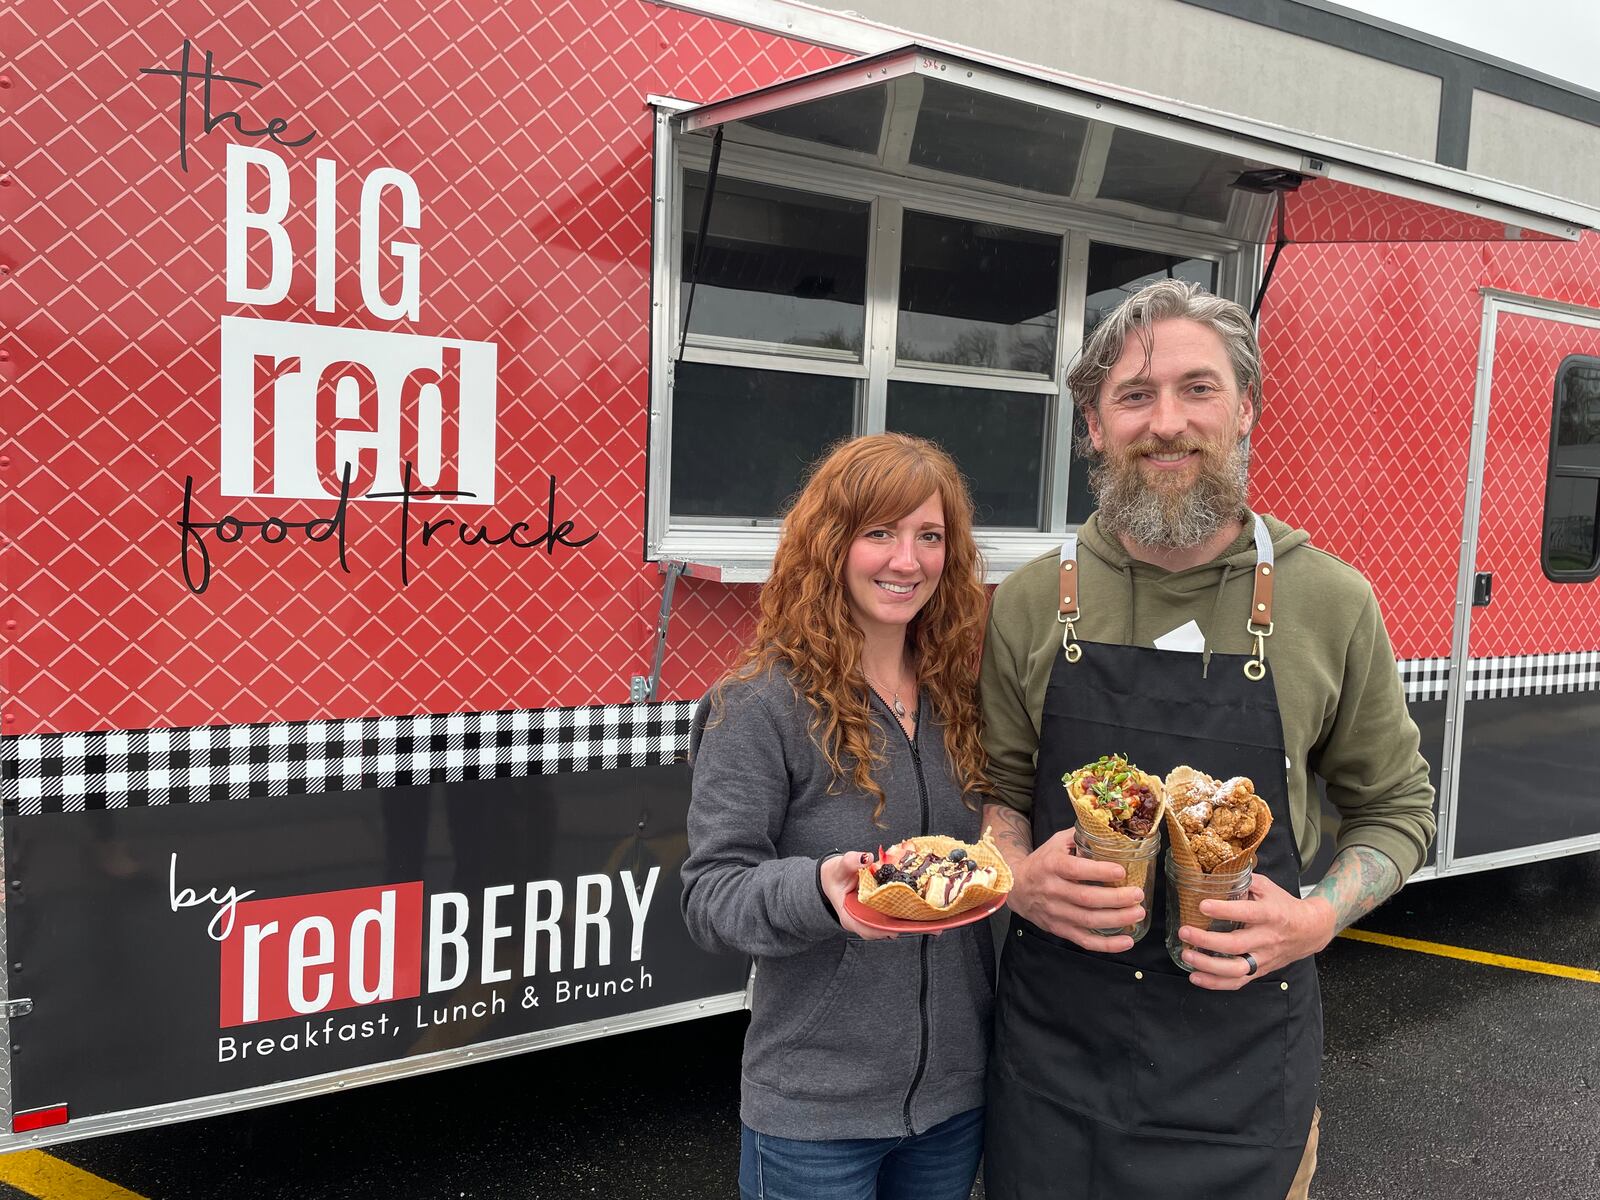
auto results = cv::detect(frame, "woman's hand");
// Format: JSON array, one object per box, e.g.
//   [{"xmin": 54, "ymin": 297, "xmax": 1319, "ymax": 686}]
[{"xmin": 819, "ymin": 853, "xmax": 899, "ymax": 940}]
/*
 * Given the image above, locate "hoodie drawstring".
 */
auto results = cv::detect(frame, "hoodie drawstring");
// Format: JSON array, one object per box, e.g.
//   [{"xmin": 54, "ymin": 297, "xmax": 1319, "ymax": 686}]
[
  {"xmin": 1200, "ymin": 567, "xmax": 1232, "ymax": 679},
  {"xmin": 1122, "ymin": 564, "xmax": 1135, "ymax": 645}
]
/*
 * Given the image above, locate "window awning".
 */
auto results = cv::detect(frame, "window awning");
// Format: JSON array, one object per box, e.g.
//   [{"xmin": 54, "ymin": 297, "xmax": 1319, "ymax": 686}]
[{"xmin": 680, "ymin": 45, "xmax": 1600, "ymax": 245}]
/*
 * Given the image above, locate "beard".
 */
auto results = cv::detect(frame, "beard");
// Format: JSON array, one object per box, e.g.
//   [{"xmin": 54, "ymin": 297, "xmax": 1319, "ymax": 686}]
[{"xmin": 1089, "ymin": 435, "xmax": 1250, "ymax": 550}]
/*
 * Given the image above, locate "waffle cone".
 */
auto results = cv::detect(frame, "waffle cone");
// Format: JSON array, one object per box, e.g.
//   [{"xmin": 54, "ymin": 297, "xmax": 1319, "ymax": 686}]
[
  {"xmin": 1120, "ymin": 850, "xmax": 1157, "ymax": 896},
  {"xmin": 1172, "ymin": 878, "xmax": 1215, "ymax": 935},
  {"xmin": 856, "ymin": 828, "xmax": 1013, "ymax": 921},
  {"xmin": 1163, "ymin": 766, "xmax": 1205, "ymax": 874},
  {"xmin": 1065, "ymin": 761, "xmax": 1168, "ymax": 846}
]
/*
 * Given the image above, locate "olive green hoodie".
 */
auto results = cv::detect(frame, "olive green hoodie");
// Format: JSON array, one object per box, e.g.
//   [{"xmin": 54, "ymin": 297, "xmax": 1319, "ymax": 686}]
[{"xmin": 980, "ymin": 509, "xmax": 1436, "ymax": 877}]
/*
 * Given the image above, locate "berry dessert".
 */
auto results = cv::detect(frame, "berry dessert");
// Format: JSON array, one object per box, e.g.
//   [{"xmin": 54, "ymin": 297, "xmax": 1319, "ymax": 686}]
[{"xmin": 854, "ymin": 829, "xmax": 1012, "ymax": 920}]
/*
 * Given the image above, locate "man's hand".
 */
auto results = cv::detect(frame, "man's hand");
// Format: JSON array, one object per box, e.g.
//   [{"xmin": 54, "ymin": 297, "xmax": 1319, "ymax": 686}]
[
  {"xmin": 1176, "ymin": 873, "xmax": 1335, "ymax": 989},
  {"xmin": 819, "ymin": 853, "xmax": 899, "ymax": 940},
  {"xmin": 1179, "ymin": 845, "xmax": 1404, "ymax": 989},
  {"xmin": 1007, "ymin": 827, "xmax": 1145, "ymax": 954}
]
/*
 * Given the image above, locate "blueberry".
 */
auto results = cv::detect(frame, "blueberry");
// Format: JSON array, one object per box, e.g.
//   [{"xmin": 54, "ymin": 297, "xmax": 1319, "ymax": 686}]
[{"xmin": 948, "ymin": 847, "xmax": 968, "ymax": 861}]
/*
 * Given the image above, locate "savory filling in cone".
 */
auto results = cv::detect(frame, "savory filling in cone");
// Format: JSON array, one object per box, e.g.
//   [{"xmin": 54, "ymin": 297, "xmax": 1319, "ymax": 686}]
[
  {"xmin": 1169, "ymin": 771, "xmax": 1269, "ymax": 871},
  {"xmin": 1065, "ymin": 754, "xmax": 1163, "ymax": 840},
  {"xmin": 862, "ymin": 841, "xmax": 1000, "ymax": 909}
]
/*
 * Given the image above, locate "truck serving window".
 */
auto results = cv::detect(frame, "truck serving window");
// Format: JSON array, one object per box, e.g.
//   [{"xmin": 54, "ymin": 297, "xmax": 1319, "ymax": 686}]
[
  {"xmin": 660, "ymin": 156, "xmax": 1229, "ymax": 555},
  {"xmin": 1544, "ymin": 356, "xmax": 1600, "ymax": 581},
  {"xmin": 653, "ymin": 150, "xmax": 1235, "ymax": 571}
]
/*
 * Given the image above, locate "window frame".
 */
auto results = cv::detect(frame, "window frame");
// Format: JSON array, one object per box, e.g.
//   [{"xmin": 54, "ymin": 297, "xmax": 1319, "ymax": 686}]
[
  {"xmin": 647, "ymin": 105, "xmax": 1256, "ymax": 575},
  {"xmin": 1541, "ymin": 353, "xmax": 1600, "ymax": 583}
]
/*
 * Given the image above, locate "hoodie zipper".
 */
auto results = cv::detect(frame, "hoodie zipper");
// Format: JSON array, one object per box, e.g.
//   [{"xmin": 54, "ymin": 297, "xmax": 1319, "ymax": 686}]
[{"xmin": 886, "ymin": 698, "xmax": 932, "ymax": 1137}]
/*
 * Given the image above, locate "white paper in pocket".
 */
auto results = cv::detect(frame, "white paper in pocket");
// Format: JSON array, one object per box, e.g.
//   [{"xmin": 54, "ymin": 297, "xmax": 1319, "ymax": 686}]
[{"xmin": 1153, "ymin": 619, "xmax": 1206, "ymax": 654}]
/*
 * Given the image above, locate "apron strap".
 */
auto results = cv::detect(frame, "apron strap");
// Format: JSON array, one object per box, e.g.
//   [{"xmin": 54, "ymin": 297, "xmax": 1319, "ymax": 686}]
[
  {"xmin": 1058, "ymin": 534, "xmax": 1081, "ymax": 663},
  {"xmin": 1245, "ymin": 515, "xmax": 1274, "ymax": 681},
  {"xmin": 1250, "ymin": 515, "xmax": 1274, "ymax": 629}
]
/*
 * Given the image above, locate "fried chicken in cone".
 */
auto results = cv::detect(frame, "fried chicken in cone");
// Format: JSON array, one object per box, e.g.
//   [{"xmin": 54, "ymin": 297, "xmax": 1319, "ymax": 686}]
[{"xmin": 1162, "ymin": 766, "xmax": 1273, "ymax": 933}]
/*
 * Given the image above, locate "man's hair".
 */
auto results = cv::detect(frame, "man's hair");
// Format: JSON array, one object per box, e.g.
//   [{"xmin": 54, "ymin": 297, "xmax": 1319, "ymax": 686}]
[{"xmin": 1066, "ymin": 279, "xmax": 1263, "ymax": 435}]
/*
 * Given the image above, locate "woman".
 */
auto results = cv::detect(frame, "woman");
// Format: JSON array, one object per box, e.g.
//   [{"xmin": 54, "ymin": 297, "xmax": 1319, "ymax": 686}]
[{"xmin": 681, "ymin": 433, "xmax": 994, "ymax": 1200}]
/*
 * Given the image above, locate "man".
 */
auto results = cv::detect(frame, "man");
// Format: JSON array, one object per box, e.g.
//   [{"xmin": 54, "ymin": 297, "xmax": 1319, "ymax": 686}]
[{"xmin": 980, "ymin": 279, "xmax": 1435, "ymax": 1199}]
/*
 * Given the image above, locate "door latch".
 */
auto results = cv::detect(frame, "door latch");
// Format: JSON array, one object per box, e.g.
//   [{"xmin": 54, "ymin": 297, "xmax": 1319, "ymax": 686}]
[{"xmin": 1472, "ymin": 572, "xmax": 1493, "ymax": 607}]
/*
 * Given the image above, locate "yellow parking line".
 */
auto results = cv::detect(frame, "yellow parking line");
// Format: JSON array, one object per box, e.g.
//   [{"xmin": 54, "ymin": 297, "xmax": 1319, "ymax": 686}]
[
  {"xmin": 1339, "ymin": 928, "xmax": 1600, "ymax": 983},
  {"xmin": 0, "ymin": 1151, "xmax": 148, "ymax": 1200}
]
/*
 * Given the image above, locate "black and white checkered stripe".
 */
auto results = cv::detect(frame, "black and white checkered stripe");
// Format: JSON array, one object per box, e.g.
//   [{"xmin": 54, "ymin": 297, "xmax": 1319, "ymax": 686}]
[
  {"xmin": 2, "ymin": 703, "xmax": 698, "ymax": 817},
  {"xmin": 1397, "ymin": 657, "xmax": 1453, "ymax": 704},
  {"xmin": 1398, "ymin": 652, "xmax": 1600, "ymax": 704},
  {"xmin": 1464, "ymin": 651, "xmax": 1600, "ymax": 700}
]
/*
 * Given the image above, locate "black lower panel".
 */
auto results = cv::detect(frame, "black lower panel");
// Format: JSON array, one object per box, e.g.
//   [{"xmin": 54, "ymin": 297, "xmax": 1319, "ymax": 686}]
[
  {"xmin": 1454, "ymin": 690, "xmax": 1600, "ymax": 859},
  {"xmin": 1302, "ymin": 699, "xmax": 1445, "ymax": 885},
  {"xmin": 4, "ymin": 766, "xmax": 748, "ymax": 1122}
]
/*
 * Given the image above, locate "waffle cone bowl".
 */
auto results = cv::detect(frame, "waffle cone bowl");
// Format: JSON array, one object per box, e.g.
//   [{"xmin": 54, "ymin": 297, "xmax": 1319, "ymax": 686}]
[{"xmin": 855, "ymin": 829, "xmax": 1013, "ymax": 921}]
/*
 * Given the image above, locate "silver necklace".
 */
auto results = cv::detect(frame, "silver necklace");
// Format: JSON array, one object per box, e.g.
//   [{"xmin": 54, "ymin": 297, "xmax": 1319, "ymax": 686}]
[{"xmin": 864, "ymin": 669, "xmax": 910, "ymax": 719}]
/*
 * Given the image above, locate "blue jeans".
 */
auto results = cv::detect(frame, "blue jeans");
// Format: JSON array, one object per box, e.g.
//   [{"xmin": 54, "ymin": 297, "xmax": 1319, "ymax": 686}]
[{"xmin": 739, "ymin": 1106, "xmax": 984, "ymax": 1200}]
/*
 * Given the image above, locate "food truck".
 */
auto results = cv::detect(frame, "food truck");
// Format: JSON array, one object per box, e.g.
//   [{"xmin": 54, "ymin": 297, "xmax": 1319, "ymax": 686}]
[{"xmin": 2, "ymin": 0, "xmax": 1597, "ymax": 1148}]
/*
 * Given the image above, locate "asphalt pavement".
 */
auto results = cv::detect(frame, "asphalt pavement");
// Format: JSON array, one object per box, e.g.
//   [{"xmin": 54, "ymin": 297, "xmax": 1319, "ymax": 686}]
[{"xmin": 9, "ymin": 851, "xmax": 1598, "ymax": 1199}]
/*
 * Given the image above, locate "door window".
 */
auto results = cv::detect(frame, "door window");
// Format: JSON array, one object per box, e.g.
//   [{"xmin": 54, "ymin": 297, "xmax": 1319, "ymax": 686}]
[{"xmin": 1543, "ymin": 356, "xmax": 1600, "ymax": 581}]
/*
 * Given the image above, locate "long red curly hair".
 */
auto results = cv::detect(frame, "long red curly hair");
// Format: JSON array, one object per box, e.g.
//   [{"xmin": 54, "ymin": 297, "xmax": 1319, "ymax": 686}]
[{"xmin": 718, "ymin": 433, "xmax": 991, "ymax": 824}]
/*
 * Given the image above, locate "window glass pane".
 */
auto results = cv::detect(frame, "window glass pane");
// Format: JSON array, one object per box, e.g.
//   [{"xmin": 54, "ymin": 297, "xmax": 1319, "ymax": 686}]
[
  {"xmin": 1546, "ymin": 357, "xmax": 1600, "ymax": 579},
  {"xmin": 1555, "ymin": 359, "xmax": 1600, "ymax": 465},
  {"xmin": 671, "ymin": 363, "xmax": 856, "ymax": 521},
  {"xmin": 1066, "ymin": 245, "xmax": 1221, "ymax": 524},
  {"xmin": 1543, "ymin": 476, "xmax": 1599, "ymax": 575},
  {"xmin": 1097, "ymin": 128, "xmax": 1250, "ymax": 223},
  {"xmin": 1084, "ymin": 243, "xmax": 1218, "ymax": 331},
  {"xmin": 681, "ymin": 174, "xmax": 869, "ymax": 353},
  {"xmin": 886, "ymin": 382, "xmax": 1046, "ymax": 529},
  {"xmin": 897, "ymin": 211, "xmax": 1060, "ymax": 374},
  {"xmin": 740, "ymin": 87, "xmax": 887, "ymax": 156},
  {"xmin": 909, "ymin": 78, "xmax": 1085, "ymax": 195}
]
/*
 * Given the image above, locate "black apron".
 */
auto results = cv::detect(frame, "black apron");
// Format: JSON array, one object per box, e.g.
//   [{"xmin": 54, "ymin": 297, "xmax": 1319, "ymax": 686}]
[{"xmin": 985, "ymin": 520, "xmax": 1321, "ymax": 1199}]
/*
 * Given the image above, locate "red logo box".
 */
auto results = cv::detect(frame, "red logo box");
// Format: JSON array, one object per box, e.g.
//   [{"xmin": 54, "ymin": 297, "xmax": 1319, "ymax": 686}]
[{"xmin": 219, "ymin": 882, "xmax": 424, "ymax": 1027}]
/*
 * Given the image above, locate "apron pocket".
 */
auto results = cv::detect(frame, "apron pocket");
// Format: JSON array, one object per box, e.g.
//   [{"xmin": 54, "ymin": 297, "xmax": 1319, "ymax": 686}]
[
  {"xmin": 996, "ymin": 920, "xmax": 1136, "ymax": 1126},
  {"xmin": 1128, "ymin": 968, "xmax": 1289, "ymax": 1145}
]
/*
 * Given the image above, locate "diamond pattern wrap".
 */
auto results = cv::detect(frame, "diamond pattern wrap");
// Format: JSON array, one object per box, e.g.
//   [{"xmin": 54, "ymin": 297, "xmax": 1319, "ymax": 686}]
[
  {"xmin": 1252, "ymin": 235, "xmax": 1600, "ymax": 661},
  {"xmin": 6, "ymin": 2, "xmax": 1599, "ymax": 745},
  {"xmin": 4, "ymin": 0, "xmax": 838, "ymax": 735}
]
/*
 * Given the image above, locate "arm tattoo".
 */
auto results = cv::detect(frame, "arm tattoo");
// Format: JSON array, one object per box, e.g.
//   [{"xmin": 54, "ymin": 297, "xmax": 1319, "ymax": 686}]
[
  {"xmin": 1308, "ymin": 846, "xmax": 1403, "ymax": 935},
  {"xmin": 983, "ymin": 803, "xmax": 1034, "ymax": 871}
]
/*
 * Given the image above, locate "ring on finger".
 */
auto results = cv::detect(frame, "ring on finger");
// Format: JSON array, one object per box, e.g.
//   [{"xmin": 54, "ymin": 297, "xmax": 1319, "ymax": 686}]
[{"xmin": 1242, "ymin": 951, "xmax": 1259, "ymax": 977}]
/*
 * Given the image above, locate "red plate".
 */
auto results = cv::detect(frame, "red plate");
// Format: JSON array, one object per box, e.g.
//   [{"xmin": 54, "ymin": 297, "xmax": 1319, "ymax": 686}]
[{"xmin": 841, "ymin": 890, "xmax": 1008, "ymax": 934}]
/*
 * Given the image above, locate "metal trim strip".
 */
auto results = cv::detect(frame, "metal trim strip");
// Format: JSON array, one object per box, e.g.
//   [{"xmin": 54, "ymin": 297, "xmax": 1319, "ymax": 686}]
[
  {"xmin": 0, "ymin": 991, "xmax": 748, "ymax": 1153},
  {"xmin": 1438, "ymin": 292, "xmax": 1501, "ymax": 874}
]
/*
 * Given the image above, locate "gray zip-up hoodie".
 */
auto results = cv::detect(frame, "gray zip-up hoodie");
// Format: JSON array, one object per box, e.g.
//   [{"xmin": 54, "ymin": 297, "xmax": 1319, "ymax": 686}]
[{"xmin": 681, "ymin": 669, "xmax": 994, "ymax": 1140}]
